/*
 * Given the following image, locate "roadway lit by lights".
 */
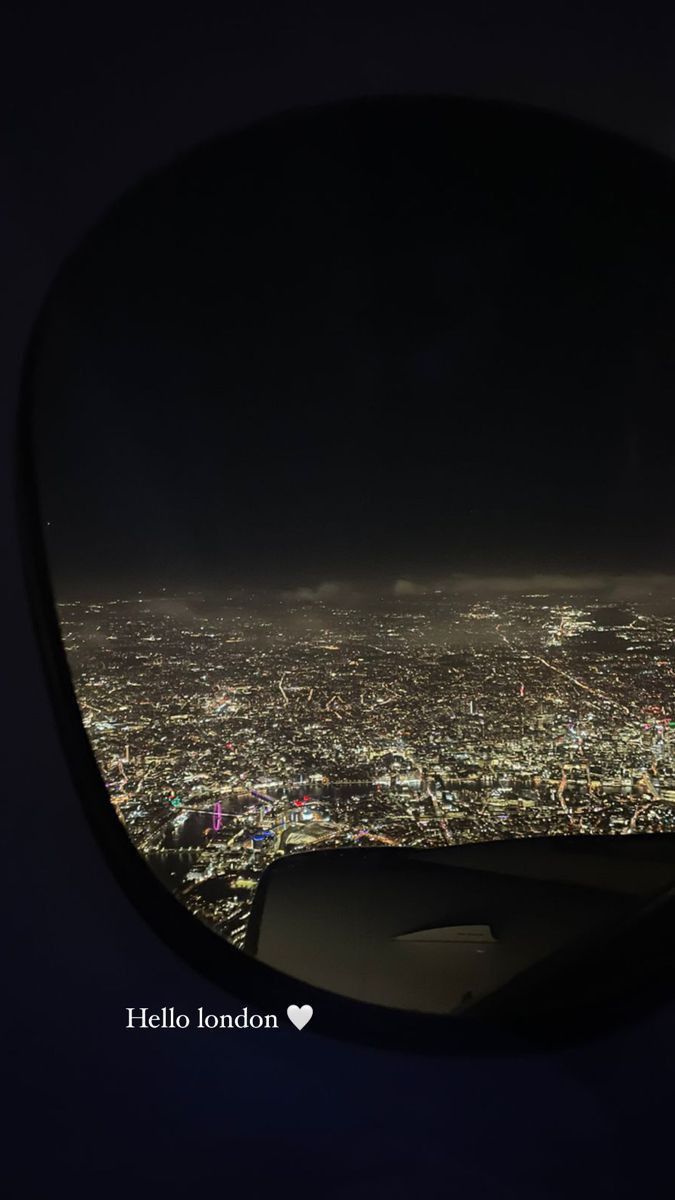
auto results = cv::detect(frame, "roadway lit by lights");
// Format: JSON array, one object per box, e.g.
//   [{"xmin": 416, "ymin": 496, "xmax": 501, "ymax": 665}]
[{"xmin": 59, "ymin": 590, "xmax": 675, "ymax": 947}]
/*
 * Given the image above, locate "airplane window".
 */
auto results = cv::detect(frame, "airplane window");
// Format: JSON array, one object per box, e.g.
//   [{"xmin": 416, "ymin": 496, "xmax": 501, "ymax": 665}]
[{"xmin": 22, "ymin": 97, "xmax": 675, "ymax": 1037}]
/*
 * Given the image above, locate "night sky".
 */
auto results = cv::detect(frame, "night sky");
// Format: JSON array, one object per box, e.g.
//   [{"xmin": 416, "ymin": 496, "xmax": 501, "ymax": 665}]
[{"xmin": 32, "ymin": 95, "xmax": 675, "ymax": 597}]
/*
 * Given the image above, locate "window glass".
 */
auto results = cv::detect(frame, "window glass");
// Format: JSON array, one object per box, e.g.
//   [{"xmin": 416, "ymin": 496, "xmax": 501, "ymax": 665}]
[{"xmin": 31, "ymin": 98, "xmax": 675, "ymax": 958}]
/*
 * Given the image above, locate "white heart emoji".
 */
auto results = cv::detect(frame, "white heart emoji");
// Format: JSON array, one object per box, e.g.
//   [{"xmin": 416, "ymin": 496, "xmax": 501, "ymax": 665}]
[{"xmin": 287, "ymin": 1004, "xmax": 313, "ymax": 1031}]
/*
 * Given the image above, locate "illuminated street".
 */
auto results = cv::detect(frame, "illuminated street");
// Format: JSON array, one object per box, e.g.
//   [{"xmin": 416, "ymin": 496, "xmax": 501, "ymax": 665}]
[{"xmin": 60, "ymin": 588, "xmax": 675, "ymax": 947}]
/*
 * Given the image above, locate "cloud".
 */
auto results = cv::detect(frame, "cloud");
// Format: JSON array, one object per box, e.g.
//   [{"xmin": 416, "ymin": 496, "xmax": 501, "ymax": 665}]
[
  {"xmin": 393, "ymin": 578, "xmax": 429, "ymax": 596},
  {"xmin": 282, "ymin": 580, "xmax": 352, "ymax": 603},
  {"xmin": 449, "ymin": 573, "xmax": 609, "ymax": 595},
  {"xmin": 280, "ymin": 572, "xmax": 675, "ymax": 605},
  {"xmin": 398, "ymin": 572, "xmax": 675, "ymax": 599},
  {"xmin": 606, "ymin": 574, "xmax": 675, "ymax": 601}
]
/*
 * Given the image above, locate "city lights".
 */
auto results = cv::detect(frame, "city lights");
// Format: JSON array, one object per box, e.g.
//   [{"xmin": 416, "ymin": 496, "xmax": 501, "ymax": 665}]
[{"xmin": 59, "ymin": 588, "xmax": 675, "ymax": 950}]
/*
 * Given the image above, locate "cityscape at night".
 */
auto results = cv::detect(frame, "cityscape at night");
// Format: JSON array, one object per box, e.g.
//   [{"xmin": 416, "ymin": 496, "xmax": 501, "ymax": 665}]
[{"xmin": 60, "ymin": 585, "xmax": 675, "ymax": 948}]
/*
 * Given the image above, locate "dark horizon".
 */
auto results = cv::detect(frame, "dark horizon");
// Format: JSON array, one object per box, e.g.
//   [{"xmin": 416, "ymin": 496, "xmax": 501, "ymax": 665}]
[{"xmin": 51, "ymin": 570, "xmax": 675, "ymax": 610}]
